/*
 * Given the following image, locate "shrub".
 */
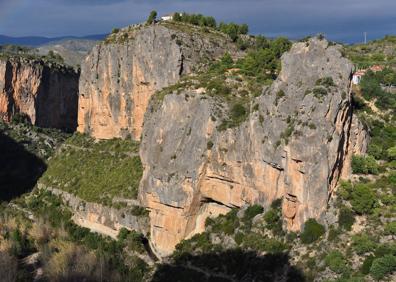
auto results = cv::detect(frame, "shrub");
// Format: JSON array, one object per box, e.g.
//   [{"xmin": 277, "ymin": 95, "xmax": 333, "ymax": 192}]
[
  {"xmin": 338, "ymin": 207, "xmax": 355, "ymax": 231},
  {"xmin": 243, "ymin": 233, "xmax": 287, "ymax": 253},
  {"xmin": 316, "ymin": 77, "xmax": 335, "ymax": 87},
  {"xmin": 361, "ymin": 255, "xmax": 375, "ymax": 274},
  {"xmin": 350, "ymin": 184, "xmax": 377, "ymax": 214},
  {"xmin": 312, "ymin": 87, "xmax": 328, "ymax": 99},
  {"xmin": 263, "ymin": 200, "xmax": 284, "ymax": 236},
  {"xmin": 351, "ymin": 155, "xmax": 379, "ymax": 174},
  {"xmin": 384, "ymin": 222, "xmax": 396, "ymax": 236},
  {"xmin": 207, "ymin": 140, "xmax": 214, "ymax": 150},
  {"xmin": 325, "ymin": 251, "xmax": 349, "ymax": 274},
  {"xmin": 327, "ymin": 226, "xmax": 340, "ymax": 241},
  {"xmin": 243, "ymin": 205, "xmax": 264, "ymax": 223},
  {"xmin": 300, "ymin": 219, "xmax": 326, "ymax": 244},
  {"xmin": 231, "ymin": 104, "xmax": 247, "ymax": 120},
  {"xmin": 352, "ymin": 234, "xmax": 377, "ymax": 255},
  {"xmin": 275, "ymin": 90, "xmax": 285, "ymax": 105},
  {"xmin": 370, "ymin": 255, "xmax": 396, "ymax": 280}
]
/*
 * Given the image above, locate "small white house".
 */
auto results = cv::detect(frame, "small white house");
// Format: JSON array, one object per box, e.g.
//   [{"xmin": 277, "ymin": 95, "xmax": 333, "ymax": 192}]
[
  {"xmin": 352, "ymin": 65, "xmax": 384, "ymax": 85},
  {"xmin": 161, "ymin": 14, "xmax": 174, "ymax": 21},
  {"xmin": 352, "ymin": 70, "xmax": 366, "ymax": 85}
]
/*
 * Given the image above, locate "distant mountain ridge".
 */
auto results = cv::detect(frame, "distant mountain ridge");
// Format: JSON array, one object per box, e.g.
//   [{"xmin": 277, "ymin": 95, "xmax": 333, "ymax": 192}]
[{"xmin": 0, "ymin": 34, "xmax": 107, "ymax": 47}]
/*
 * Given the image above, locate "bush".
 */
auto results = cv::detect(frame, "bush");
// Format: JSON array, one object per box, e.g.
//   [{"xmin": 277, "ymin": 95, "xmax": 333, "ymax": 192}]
[
  {"xmin": 231, "ymin": 104, "xmax": 247, "ymax": 120},
  {"xmin": 243, "ymin": 233, "xmax": 287, "ymax": 254},
  {"xmin": 370, "ymin": 255, "xmax": 396, "ymax": 280},
  {"xmin": 384, "ymin": 222, "xmax": 396, "ymax": 236},
  {"xmin": 316, "ymin": 77, "xmax": 335, "ymax": 87},
  {"xmin": 173, "ymin": 13, "xmax": 217, "ymax": 28},
  {"xmin": 352, "ymin": 234, "xmax": 377, "ymax": 255},
  {"xmin": 325, "ymin": 251, "xmax": 349, "ymax": 274},
  {"xmin": 243, "ymin": 205, "xmax": 264, "ymax": 223},
  {"xmin": 351, "ymin": 155, "xmax": 379, "ymax": 174},
  {"xmin": 338, "ymin": 207, "xmax": 355, "ymax": 231},
  {"xmin": 361, "ymin": 255, "xmax": 375, "ymax": 274},
  {"xmin": 350, "ymin": 184, "xmax": 377, "ymax": 214},
  {"xmin": 300, "ymin": 219, "xmax": 326, "ymax": 244}
]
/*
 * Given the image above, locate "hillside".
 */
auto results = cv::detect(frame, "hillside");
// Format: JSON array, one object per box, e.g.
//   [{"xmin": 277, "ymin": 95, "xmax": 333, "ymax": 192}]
[
  {"xmin": 36, "ymin": 39, "xmax": 99, "ymax": 67},
  {"xmin": 0, "ymin": 34, "xmax": 106, "ymax": 47},
  {"xmin": 0, "ymin": 15, "xmax": 395, "ymax": 282}
]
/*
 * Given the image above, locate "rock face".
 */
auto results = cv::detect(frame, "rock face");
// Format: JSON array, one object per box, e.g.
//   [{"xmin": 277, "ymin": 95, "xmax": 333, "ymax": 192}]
[
  {"xmin": 42, "ymin": 185, "xmax": 149, "ymax": 238},
  {"xmin": 139, "ymin": 38, "xmax": 368, "ymax": 257},
  {"xmin": 78, "ymin": 23, "xmax": 237, "ymax": 140},
  {"xmin": 0, "ymin": 57, "xmax": 79, "ymax": 131}
]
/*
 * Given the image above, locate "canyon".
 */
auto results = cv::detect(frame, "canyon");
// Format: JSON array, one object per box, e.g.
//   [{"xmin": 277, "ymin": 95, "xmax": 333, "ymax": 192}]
[{"xmin": 1, "ymin": 23, "xmax": 369, "ymax": 259}]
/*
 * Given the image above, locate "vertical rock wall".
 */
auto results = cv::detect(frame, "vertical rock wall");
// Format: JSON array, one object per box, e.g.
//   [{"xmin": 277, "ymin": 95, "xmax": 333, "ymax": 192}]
[
  {"xmin": 139, "ymin": 38, "xmax": 368, "ymax": 257},
  {"xmin": 78, "ymin": 24, "xmax": 236, "ymax": 140},
  {"xmin": 0, "ymin": 58, "xmax": 79, "ymax": 131}
]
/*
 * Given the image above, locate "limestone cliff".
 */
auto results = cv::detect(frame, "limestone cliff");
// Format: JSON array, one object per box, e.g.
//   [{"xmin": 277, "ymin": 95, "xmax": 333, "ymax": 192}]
[
  {"xmin": 139, "ymin": 38, "xmax": 368, "ymax": 257},
  {"xmin": 0, "ymin": 57, "xmax": 79, "ymax": 131},
  {"xmin": 78, "ymin": 22, "xmax": 238, "ymax": 140}
]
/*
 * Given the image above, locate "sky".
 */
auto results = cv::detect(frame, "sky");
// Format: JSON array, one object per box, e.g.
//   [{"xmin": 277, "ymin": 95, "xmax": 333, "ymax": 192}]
[{"xmin": 0, "ymin": 0, "xmax": 395, "ymax": 43}]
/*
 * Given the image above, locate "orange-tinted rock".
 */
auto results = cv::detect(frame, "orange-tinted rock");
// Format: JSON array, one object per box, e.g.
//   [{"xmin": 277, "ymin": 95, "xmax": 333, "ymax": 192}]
[
  {"xmin": 78, "ymin": 24, "xmax": 237, "ymax": 140},
  {"xmin": 139, "ymin": 38, "xmax": 368, "ymax": 256},
  {"xmin": 0, "ymin": 57, "xmax": 79, "ymax": 131}
]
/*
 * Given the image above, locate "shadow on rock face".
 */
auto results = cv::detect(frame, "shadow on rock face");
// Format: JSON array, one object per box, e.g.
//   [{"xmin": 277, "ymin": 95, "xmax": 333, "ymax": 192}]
[
  {"xmin": 0, "ymin": 131, "xmax": 46, "ymax": 201},
  {"xmin": 152, "ymin": 249, "xmax": 305, "ymax": 282}
]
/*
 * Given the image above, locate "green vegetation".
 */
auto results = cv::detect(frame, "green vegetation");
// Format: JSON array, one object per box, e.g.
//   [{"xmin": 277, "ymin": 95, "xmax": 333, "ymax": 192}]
[
  {"xmin": 325, "ymin": 251, "xmax": 349, "ymax": 274},
  {"xmin": 352, "ymin": 233, "xmax": 377, "ymax": 255},
  {"xmin": 304, "ymin": 76, "xmax": 336, "ymax": 101},
  {"xmin": 0, "ymin": 44, "xmax": 68, "ymax": 67},
  {"xmin": 146, "ymin": 10, "xmax": 157, "ymax": 24},
  {"xmin": 173, "ymin": 12, "xmax": 217, "ymax": 28},
  {"xmin": 370, "ymin": 255, "xmax": 396, "ymax": 280},
  {"xmin": 300, "ymin": 219, "xmax": 326, "ymax": 244},
  {"xmin": 338, "ymin": 182, "xmax": 377, "ymax": 214},
  {"xmin": 171, "ymin": 12, "xmax": 247, "ymax": 42},
  {"xmin": 359, "ymin": 69, "xmax": 396, "ymax": 113},
  {"xmin": 351, "ymin": 155, "xmax": 379, "ymax": 174},
  {"xmin": 154, "ymin": 36, "xmax": 291, "ymax": 131},
  {"xmin": 1, "ymin": 190, "xmax": 149, "ymax": 281},
  {"xmin": 40, "ymin": 133, "xmax": 142, "ymax": 205},
  {"xmin": 338, "ymin": 207, "xmax": 355, "ymax": 231}
]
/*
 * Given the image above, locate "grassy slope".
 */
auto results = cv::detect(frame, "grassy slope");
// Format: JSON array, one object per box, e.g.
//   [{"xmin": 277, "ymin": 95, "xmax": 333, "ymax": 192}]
[{"xmin": 39, "ymin": 133, "xmax": 142, "ymax": 206}]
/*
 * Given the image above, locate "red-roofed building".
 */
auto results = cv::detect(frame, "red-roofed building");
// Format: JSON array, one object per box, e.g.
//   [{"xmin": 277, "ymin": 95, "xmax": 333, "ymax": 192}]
[{"xmin": 352, "ymin": 65, "xmax": 384, "ymax": 85}]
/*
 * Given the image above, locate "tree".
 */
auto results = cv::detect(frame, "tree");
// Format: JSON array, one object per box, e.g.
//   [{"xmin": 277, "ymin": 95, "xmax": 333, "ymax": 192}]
[
  {"xmin": 146, "ymin": 10, "xmax": 157, "ymax": 24},
  {"xmin": 338, "ymin": 207, "xmax": 355, "ymax": 231},
  {"xmin": 301, "ymin": 219, "xmax": 326, "ymax": 244},
  {"xmin": 350, "ymin": 184, "xmax": 377, "ymax": 214},
  {"xmin": 173, "ymin": 12, "xmax": 182, "ymax": 22}
]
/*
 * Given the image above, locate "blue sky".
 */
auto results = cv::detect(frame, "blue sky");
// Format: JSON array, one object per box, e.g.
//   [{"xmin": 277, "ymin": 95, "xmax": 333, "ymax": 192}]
[{"xmin": 0, "ymin": 0, "xmax": 395, "ymax": 43}]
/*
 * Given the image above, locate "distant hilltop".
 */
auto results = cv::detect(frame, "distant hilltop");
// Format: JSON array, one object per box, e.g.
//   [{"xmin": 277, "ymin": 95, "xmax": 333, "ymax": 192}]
[{"xmin": 0, "ymin": 34, "xmax": 108, "ymax": 47}]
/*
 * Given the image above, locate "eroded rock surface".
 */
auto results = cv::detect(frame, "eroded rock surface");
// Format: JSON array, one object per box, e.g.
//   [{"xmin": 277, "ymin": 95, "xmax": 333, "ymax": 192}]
[
  {"xmin": 139, "ymin": 38, "xmax": 368, "ymax": 256},
  {"xmin": 0, "ymin": 57, "xmax": 79, "ymax": 131},
  {"xmin": 78, "ymin": 23, "xmax": 237, "ymax": 140},
  {"xmin": 42, "ymin": 185, "xmax": 149, "ymax": 238}
]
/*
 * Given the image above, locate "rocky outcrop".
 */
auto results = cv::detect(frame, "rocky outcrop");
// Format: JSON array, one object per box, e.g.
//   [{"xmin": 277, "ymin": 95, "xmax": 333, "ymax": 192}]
[
  {"xmin": 139, "ymin": 38, "xmax": 368, "ymax": 257},
  {"xmin": 78, "ymin": 23, "xmax": 238, "ymax": 140},
  {"xmin": 40, "ymin": 185, "xmax": 149, "ymax": 238},
  {"xmin": 0, "ymin": 57, "xmax": 79, "ymax": 131}
]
